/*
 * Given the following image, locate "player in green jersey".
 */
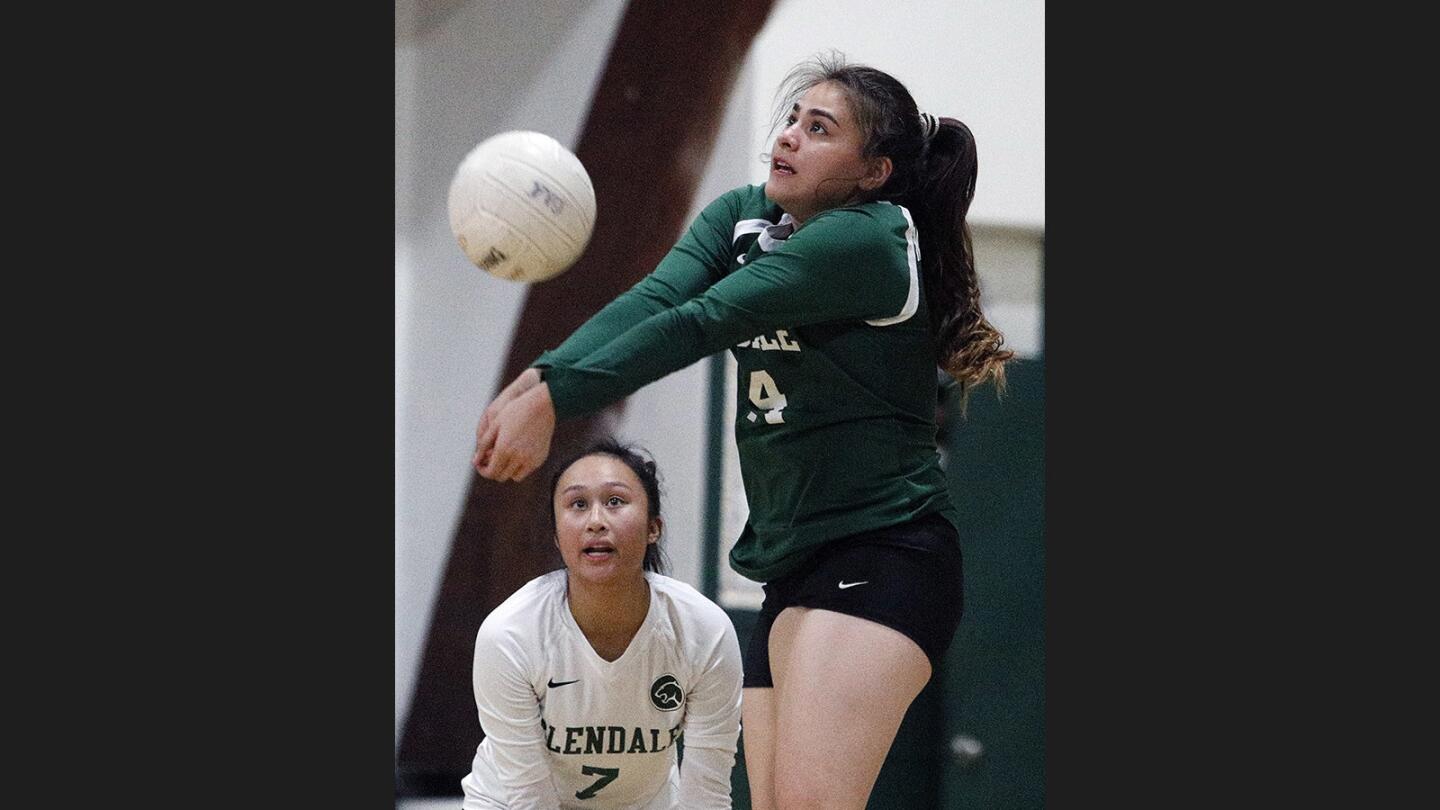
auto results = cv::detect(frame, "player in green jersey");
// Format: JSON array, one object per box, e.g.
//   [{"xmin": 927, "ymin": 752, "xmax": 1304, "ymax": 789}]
[{"xmin": 474, "ymin": 52, "xmax": 1012, "ymax": 809}]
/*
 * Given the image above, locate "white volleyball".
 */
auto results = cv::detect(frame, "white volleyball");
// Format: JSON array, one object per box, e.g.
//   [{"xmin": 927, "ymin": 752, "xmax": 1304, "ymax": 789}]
[{"xmin": 447, "ymin": 130, "xmax": 596, "ymax": 283}]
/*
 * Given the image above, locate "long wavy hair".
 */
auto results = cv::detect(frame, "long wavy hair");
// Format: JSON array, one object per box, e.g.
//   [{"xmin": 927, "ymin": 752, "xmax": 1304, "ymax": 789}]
[{"xmin": 771, "ymin": 51, "xmax": 1013, "ymax": 408}]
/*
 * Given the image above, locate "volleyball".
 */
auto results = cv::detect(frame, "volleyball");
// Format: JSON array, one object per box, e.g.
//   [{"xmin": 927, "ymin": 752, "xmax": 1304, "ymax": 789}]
[{"xmin": 447, "ymin": 130, "xmax": 596, "ymax": 283}]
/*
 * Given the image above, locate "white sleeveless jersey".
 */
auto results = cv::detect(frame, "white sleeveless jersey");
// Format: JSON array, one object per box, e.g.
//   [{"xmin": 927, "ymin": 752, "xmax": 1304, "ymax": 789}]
[{"xmin": 461, "ymin": 570, "xmax": 742, "ymax": 810}]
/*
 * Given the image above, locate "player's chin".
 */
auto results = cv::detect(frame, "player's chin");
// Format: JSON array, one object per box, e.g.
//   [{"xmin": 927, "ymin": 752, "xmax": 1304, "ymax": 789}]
[{"xmin": 767, "ymin": 169, "xmax": 795, "ymax": 194}]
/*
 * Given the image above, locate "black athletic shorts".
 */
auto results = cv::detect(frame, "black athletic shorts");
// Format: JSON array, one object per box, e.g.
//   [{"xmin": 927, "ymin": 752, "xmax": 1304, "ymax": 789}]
[{"xmin": 742, "ymin": 510, "xmax": 964, "ymax": 689}]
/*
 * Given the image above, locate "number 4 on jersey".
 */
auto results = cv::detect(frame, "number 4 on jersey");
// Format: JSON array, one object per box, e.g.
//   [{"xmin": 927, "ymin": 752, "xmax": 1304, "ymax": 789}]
[{"xmin": 748, "ymin": 370, "xmax": 787, "ymax": 424}]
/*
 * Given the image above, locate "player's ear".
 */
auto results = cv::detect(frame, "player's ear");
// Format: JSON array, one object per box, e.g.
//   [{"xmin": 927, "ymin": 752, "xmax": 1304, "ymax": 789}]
[
  {"xmin": 648, "ymin": 517, "xmax": 663, "ymax": 544},
  {"xmin": 859, "ymin": 155, "xmax": 892, "ymax": 191}
]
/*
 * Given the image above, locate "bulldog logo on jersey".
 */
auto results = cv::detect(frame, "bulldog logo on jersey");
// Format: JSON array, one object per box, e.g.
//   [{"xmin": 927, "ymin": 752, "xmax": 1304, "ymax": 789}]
[{"xmin": 650, "ymin": 674, "xmax": 684, "ymax": 711}]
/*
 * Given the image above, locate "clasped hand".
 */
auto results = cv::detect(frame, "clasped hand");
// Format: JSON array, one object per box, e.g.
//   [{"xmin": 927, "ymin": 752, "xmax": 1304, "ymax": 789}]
[{"xmin": 473, "ymin": 368, "xmax": 556, "ymax": 482}]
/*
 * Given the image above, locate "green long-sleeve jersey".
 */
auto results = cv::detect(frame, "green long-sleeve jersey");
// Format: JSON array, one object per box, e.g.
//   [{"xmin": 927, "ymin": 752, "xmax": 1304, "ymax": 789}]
[{"xmin": 535, "ymin": 183, "xmax": 958, "ymax": 582}]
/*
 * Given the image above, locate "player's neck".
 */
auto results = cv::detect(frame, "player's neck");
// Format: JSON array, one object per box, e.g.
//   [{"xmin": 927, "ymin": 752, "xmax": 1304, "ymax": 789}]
[{"xmin": 566, "ymin": 575, "xmax": 651, "ymax": 662}]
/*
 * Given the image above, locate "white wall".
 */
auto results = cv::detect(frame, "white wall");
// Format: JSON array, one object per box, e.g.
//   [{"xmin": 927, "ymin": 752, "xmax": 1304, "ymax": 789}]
[{"xmin": 396, "ymin": 0, "xmax": 1043, "ymax": 800}]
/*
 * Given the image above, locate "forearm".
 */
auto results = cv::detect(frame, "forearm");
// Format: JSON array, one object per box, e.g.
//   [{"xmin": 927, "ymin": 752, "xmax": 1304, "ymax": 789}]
[
  {"xmin": 534, "ymin": 284, "xmax": 672, "ymax": 369},
  {"xmin": 472, "ymin": 628, "xmax": 563, "ymax": 809},
  {"xmin": 676, "ymin": 744, "xmax": 736, "ymax": 808},
  {"xmin": 542, "ymin": 296, "xmax": 758, "ymax": 419},
  {"xmin": 502, "ymin": 776, "xmax": 563, "ymax": 810},
  {"xmin": 673, "ymin": 622, "xmax": 743, "ymax": 810},
  {"xmin": 534, "ymin": 245, "xmax": 720, "ymax": 370}
]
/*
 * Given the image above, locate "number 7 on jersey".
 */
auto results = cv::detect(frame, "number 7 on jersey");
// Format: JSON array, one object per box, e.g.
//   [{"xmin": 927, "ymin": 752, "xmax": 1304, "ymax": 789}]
[{"xmin": 575, "ymin": 765, "xmax": 619, "ymax": 799}]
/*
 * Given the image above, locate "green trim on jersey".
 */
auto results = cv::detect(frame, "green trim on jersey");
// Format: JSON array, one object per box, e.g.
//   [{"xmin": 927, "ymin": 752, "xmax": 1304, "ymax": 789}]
[{"xmin": 537, "ymin": 183, "xmax": 958, "ymax": 582}]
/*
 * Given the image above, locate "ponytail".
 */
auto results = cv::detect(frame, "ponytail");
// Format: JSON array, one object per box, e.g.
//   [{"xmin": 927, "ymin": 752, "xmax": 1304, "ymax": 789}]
[{"xmin": 907, "ymin": 117, "xmax": 1012, "ymax": 412}]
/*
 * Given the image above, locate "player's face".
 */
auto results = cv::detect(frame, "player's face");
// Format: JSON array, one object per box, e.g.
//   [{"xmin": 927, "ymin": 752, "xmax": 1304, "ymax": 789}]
[
  {"xmin": 553, "ymin": 454, "xmax": 659, "ymax": 585},
  {"xmin": 766, "ymin": 81, "xmax": 882, "ymax": 224}
]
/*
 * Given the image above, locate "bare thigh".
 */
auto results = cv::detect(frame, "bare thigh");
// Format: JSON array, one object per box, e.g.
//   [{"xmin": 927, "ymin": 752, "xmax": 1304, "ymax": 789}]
[
  {"xmin": 768, "ymin": 606, "xmax": 932, "ymax": 810},
  {"xmin": 741, "ymin": 686, "xmax": 777, "ymax": 810}
]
